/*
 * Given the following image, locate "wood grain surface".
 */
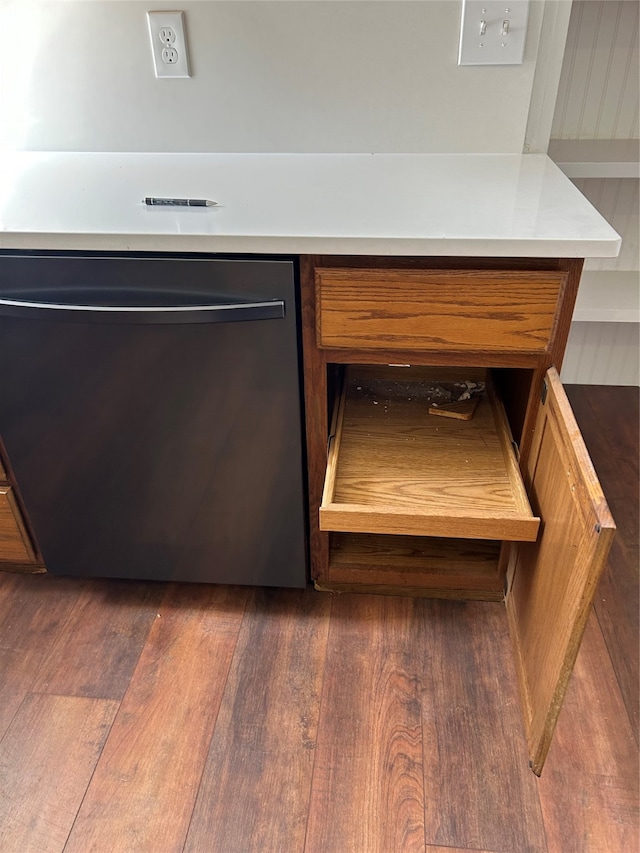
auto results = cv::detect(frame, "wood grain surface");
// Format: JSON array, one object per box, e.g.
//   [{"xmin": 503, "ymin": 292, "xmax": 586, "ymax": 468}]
[
  {"xmin": 507, "ymin": 369, "xmax": 616, "ymax": 774},
  {"xmin": 30, "ymin": 578, "xmax": 165, "ymax": 700},
  {"xmin": 537, "ymin": 613, "xmax": 639, "ymax": 852},
  {"xmin": 305, "ymin": 593, "xmax": 426, "ymax": 853},
  {"xmin": 315, "ymin": 580, "xmax": 505, "ymax": 601},
  {"xmin": 0, "ymin": 487, "xmax": 36, "ymax": 563},
  {"xmin": 565, "ymin": 384, "xmax": 639, "ymax": 744},
  {"xmin": 326, "ymin": 532, "xmax": 503, "ymax": 599},
  {"xmin": 183, "ymin": 588, "xmax": 331, "ymax": 853},
  {"xmin": 0, "ymin": 694, "xmax": 118, "ymax": 853},
  {"xmin": 0, "ymin": 573, "xmax": 81, "ymax": 739},
  {"xmin": 421, "ymin": 599, "xmax": 547, "ymax": 852},
  {"xmin": 301, "ymin": 255, "xmax": 580, "ymax": 596},
  {"xmin": 0, "ymin": 387, "xmax": 638, "ymax": 853},
  {"xmin": 316, "ymin": 268, "xmax": 566, "ymax": 353},
  {"xmin": 424, "ymin": 847, "xmax": 500, "ymax": 853},
  {"xmin": 63, "ymin": 583, "xmax": 248, "ymax": 853},
  {"xmin": 321, "ymin": 366, "xmax": 539, "ymax": 542},
  {"xmin": 300, "ymin": 254, "xmax": 330, "ymax": 582},
  {"xmin": 0, "ymin": 383, "xmax": 634, "ymax": 853},
  {"xmin": 547, "ymin": 258, "xmax": 583, "ymax": 371}
]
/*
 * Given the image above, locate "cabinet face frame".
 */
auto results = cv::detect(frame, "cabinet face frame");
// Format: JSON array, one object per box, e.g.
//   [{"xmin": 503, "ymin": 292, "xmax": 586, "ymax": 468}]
[
  {"xmin": 300, "ymin": 254, "xmax": 584, "ymax": 589},
  {"xmin": 300, "ymin": 254, "xmax": 613, "ymax": 773}
]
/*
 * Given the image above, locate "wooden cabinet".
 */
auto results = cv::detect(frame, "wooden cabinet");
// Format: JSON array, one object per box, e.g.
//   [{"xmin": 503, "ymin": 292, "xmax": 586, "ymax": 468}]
[
  {"xmin": 301, "ymin": 255, "xmax": 615, "ymax": 773},
  {"xmin": 0, "ymin": 445, "xmax": 43, "ymax": 573}
]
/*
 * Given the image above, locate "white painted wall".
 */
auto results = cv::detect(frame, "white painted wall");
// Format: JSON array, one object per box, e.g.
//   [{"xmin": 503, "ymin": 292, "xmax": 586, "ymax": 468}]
[
  {"xmin": 552, "ymin": 0, "xmax": 639, "ymax": 141},
  {"xmin": 1, "ymin": 0, "xmax": 545, "ymax": 153},
  {"xmin": 548, "ymin": 1, "xmax": 640, "ymax": 386},
  {"xmin": 562, "ymin": 321, "xmax": 640, "ymax": 386}
]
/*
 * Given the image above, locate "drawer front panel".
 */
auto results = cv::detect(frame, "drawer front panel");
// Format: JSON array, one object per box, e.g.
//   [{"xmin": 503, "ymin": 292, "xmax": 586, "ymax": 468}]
[
  {"xmin": 316, "ymin": 269, "xmax": 566, "ymax": 353},
  {"xmin": 0, "ymin": 486, "xmax": 36, "ymax": 563}
]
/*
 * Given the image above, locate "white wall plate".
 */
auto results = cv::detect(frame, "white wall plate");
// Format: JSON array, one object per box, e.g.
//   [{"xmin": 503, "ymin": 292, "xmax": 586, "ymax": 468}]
[
  {"xmin": 147, "ymin": 11, "xmax": 191, "ymax": 78},
  {"xmin": 459, "ymin": 0, "xmax": 530, "ymax": 66}
]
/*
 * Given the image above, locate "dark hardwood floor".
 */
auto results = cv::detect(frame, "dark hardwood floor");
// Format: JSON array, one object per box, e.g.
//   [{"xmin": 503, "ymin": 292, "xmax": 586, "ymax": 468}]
[{"xmin": 0, "ymin": 386, "xmax": 637, "ymax": 853}]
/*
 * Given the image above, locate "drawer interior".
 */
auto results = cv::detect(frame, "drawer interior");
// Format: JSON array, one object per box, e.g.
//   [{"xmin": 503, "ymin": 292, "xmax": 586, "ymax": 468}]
[{"xmin": 320, "ymin": 365, "xmax": 540, "ymax": 542}]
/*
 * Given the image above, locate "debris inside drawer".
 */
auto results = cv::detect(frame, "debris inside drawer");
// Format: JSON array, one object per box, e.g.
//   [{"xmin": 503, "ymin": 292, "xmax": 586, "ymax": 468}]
[
  {"xmin": 348, "ymin": 370, "xmax": 486, "ymax": 421},
  {"xmin": 428, "ymin": 396, "xmax": 481, "ymax": 421}
]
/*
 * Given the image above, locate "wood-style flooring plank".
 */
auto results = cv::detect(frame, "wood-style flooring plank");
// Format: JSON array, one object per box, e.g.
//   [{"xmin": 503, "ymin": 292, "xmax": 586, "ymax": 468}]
[
  {"xmin": 566, "ymin": 385, "xmax": 639, "ymax": 743},
  {"xmin": 31, "ymin": 578, "xmax": 166, "ymax": 700},
  {"xmin": 0, "ymin": 573, "xmax": 82, "ymax": 739},
  {"xmin": 425, "ymin": 847, "xmax": 501, "ymax": 853},
  {"xmin": 594, "ymin": 536, "xmax": 639, "ymax": 744},
  {"xmin": 537, "ymin": 612, "xmax": 639, "ymax": 852},
  {"xmin": 565, "ymin": 385, "xmax": 638, "ymax": 545},
  {"xmin": 420, "ymin": 600, "xmax": 548, "ymax": 853},
  {"xmin": 184, "ymin": 587, "xmax": 331, "ymax": 853},
  {"xmin": 63, "ymin": 583, "xmax": 248, "ymax": 853},
  {"xmin": 305, "ymin": 593, "xmax": 426, "ymax": 853},
  {"xmin": 0, "ymin": 693, "xmax": 118, "ymax": 853}
]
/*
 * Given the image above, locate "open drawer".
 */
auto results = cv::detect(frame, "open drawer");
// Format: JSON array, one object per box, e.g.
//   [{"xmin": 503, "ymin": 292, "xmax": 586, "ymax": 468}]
[{"xmin": 320, "ymin": 365, "xmax": 540, "ymax": 542}]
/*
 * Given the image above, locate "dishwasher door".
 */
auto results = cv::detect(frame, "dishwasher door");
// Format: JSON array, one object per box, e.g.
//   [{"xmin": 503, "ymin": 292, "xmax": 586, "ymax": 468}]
[{"xmin": 0, "ymin": 252, "xmax": 307, "ymax": 587}]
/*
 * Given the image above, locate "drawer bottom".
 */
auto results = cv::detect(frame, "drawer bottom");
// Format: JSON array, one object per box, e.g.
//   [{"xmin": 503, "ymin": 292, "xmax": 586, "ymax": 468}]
[{"xmin": 318, "ymin": 533, "xmax": 504, "ymax": 601}]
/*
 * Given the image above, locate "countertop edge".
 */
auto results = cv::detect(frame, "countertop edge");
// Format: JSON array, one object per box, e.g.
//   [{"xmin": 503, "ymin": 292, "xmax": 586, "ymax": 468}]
[{"xmin": 0, "ymin": 231, "xmax": 623, "ymax": 258}]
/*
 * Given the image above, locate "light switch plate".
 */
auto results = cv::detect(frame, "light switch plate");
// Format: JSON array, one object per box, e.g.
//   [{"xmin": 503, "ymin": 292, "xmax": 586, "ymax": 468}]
[
  {"xmin": 147, "ymin": 11, "xmax": 191, "ymax": 78},
  {"xmin": 458, "ymin": 0, "xmax": 530, "ymax": 66}
]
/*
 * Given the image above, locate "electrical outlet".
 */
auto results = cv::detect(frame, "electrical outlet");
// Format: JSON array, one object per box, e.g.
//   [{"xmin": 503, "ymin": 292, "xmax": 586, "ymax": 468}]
[
  {"xmin": 147, "ymin": 11, "xmax": 190, "ymax": 78},
  {"xmin": 458, "ymin": 0, "xmax": 530, "ymax": 66},
  {"xmin": 159, "ymin": 27, "xmax": 176, "ymax": 44}
]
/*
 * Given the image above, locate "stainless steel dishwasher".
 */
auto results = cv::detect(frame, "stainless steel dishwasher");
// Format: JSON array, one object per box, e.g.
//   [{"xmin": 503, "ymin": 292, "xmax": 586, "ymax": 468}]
[{"xmin": 0, "ymin": 251, "xmax": 307, "ymax": 587}]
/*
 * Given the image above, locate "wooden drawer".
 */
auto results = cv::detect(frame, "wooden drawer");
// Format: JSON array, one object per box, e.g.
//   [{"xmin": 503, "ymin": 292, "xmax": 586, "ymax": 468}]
[
  {"xmin": 315, "ymin": 268, "xmax": 567, "ymax": 353},
  {"xmin": 324, "ymin": 533, "xmax": 505, "ymax": 600},
  {"xmin": 320, "ymin": 365, "xmax": 540, "ymax": 542},
  {"xmin": 0, "ymin": 485, "xmax": 37, "ymax": 564}
]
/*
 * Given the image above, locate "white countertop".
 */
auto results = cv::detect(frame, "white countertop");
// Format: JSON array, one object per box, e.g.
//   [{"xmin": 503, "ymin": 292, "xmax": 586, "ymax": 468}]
[{"xmin": 0, "ymin": 152, "xmax": 621, "ymax": 257}]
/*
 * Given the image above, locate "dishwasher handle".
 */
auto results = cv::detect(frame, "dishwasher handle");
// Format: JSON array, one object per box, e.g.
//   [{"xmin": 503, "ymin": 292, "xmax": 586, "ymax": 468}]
[{"xmin": 0, "ymin": 297, "xmax": 286, "ymax": 325}]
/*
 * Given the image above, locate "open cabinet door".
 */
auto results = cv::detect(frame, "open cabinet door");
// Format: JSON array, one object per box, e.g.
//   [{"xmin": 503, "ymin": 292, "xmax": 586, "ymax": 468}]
[{"xmin": 505, "ymin": 367, "xmax": 615, "ymax": 775}]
